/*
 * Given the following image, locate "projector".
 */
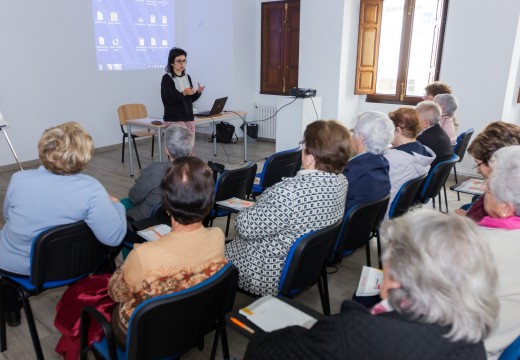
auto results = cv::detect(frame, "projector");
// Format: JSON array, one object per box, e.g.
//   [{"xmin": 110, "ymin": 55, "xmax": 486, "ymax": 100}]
[{"xmin": 289, "ymin": 87, "xmax": 317, "ymax": 98}]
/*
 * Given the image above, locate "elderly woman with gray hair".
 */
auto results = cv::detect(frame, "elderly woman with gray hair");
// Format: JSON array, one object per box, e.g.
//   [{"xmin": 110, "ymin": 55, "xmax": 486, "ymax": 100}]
[
  {"xmin": 476, "ymin": 145, "xmax": 520, "ymax": 359},
  {"xmin": 244, "ymin": 209, "xmax": 499, "ymax": 360},
  {"xmin": 343, "ymin": 111, "xmax": 394, "ymax": 212},
  {"xmin": 126, "ymin": 125, "xmax": 195, "ymax": 221},
  {"xmin": 434, "ymin": 93, "xmax": 459, "ymax": 144}
]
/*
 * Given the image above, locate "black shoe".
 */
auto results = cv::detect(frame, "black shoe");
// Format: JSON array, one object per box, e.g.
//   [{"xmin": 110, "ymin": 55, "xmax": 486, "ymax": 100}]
[{"xmin": 6, "ymin": 311, "xmax": 21, "ymax": 327}]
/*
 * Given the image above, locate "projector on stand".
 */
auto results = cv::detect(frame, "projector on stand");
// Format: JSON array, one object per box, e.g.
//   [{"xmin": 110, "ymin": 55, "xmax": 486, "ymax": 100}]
[{"xmin": 289, "ymin": 87, "xmax": 317, "ymax": 98}]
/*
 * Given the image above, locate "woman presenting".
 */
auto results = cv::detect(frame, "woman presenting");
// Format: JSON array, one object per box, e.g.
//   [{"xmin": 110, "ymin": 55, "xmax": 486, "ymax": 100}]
[{"xmin": 161, "ymin": 47, "xmax": 205, "ymax": 137}]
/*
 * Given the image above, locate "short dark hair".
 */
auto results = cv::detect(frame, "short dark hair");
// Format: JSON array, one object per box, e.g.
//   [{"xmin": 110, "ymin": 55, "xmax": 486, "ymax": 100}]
[
  {"xmin": 303, "ymin": 120, "xmax": 351, "ymax": 173},
  {"xmin": 165, "ymin": 47, "xmax": 187, "ymax": 76},
  {"xmin": 424, "ymin": 81, "xmax": 452, "ymax": 97},
  {"xmin": 160, "ymin": 157, "xmax": 214, "ymax": 225}
]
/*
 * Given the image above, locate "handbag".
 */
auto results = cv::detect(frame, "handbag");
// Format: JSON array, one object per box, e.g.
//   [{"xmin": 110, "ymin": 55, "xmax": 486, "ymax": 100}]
[{"xmin": 214, "ymin": 121, "xmax": 238, "ymax": 143}]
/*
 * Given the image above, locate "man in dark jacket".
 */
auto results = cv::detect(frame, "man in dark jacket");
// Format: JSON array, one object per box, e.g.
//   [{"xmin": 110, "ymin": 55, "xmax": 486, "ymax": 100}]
[{"xmin": 416, "ymin": 100, "xmax": 453, "ymax": 169}]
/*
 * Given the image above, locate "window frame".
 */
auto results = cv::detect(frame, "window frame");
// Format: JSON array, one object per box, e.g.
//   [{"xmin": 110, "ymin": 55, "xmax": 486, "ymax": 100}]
[{"xmin": 355, "ymin": 0, "xmax": 449, "ymax": 105}]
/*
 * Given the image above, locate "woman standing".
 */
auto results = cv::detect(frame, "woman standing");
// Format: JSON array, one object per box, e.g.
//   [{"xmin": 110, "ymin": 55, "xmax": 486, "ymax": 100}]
[{"xmin": 161, "ymin": 47, "xmax": 205, "ymax": 137}]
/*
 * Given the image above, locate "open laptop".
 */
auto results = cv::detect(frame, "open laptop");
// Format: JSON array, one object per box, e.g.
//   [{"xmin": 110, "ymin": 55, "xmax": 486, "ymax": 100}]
[{"xmin": 196, "ymin": 97, "xmax": 228, "ymax": 117}]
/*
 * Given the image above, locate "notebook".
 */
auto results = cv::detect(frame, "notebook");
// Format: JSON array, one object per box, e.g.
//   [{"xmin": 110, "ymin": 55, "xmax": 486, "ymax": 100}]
[{"xmin": 196, "ymin": 97, "xmax": 228, "ymax": 117}]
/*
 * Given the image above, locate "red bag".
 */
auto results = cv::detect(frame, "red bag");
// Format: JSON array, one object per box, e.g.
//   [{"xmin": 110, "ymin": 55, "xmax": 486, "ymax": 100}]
[{"xmin": 54, "ymin": 273, "xmax": 116, "ymax": 360}]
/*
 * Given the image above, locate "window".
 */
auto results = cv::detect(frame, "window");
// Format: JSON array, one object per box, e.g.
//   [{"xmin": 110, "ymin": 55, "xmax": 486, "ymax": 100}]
[
  {"xmin": 355, "ymin": 0, "xmax": 449, "ymax": 104},
  {"xmin": 260, "ymin": 1, "xmax": 300, "ymax": 95}
]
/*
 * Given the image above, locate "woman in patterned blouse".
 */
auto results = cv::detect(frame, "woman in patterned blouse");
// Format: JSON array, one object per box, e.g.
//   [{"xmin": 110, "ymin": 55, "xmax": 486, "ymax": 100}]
[
  {"xmin": 108, "ymin": 157, "xmax": 226, "ymax": 347},
  {"xmin": 225, "ymin": 120, "xmax": 352, "ymax": 296}
]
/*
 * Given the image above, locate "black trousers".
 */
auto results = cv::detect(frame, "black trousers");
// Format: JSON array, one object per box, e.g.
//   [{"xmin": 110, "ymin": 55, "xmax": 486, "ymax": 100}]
[{"xmin": 0, "ymin": 268, "xmax": 25, "ymax": 313}]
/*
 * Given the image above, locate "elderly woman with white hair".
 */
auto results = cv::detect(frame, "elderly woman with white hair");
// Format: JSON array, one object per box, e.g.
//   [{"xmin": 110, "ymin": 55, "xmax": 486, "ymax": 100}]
[
  {"xmin": 434, "ymin": 93, "xmax": 459, "ymax": 144},
  {"xmin": 244, "ymin": 209, "xmax": 499, "ymax": 360},
  {"xmin": 343, "ymin": 111, "xmax": 394, "ymax": 212},
  {"xmin": 476, "ymin": 145, "xmax": 520, "ymax": 359}
]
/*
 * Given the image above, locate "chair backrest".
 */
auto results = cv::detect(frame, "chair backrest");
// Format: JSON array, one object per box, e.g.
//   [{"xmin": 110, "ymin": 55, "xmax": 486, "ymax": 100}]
[
  {"xmin": 30, "ymin": 221, "xmax": 112, "ymax": 289},
  {"xmin": 126, "ymin": 263, "xmax": 239, "ymax": 360},
  {"xmin": 214, "ymin": 161, "xmax": 257, "ymax": 202},
  {"xmin": 388, "ymin": 173, "xmax": 428, "ymax": 219},
  {"xmin": 330, "ymin": 194, "xmax": 390, "ymax": 262},
  {"xmin": 416, "ymin": 154, "xmax": 459, "ymax": 204},
  {"xmin": 453, "ymin": 128, "xmax": 474, "ymax": 163},
  {"xmin": 278, "ymin": 221, "xmax": 341, "ymax": 297},
  {"xmin": 259, "ymin": 147, "xmax": 302, "ymax": 190},
  {"xmin": 117, "ymin": 104, "xmax": 148, "ymax": 126},
  {"xmin": 150, "ymin": 203, "xmax": 170, "ymax": 225},
  {"xmin": 499, "ymin": 335, "xmax": 520, "ymax": 360}
]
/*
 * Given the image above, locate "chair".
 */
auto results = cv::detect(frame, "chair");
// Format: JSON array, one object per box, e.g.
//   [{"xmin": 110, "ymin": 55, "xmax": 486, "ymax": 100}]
[
  {"xmin": 499, "ymin": 335, "xmax": 520, "ymax": 360},
  {"xmin": 0, "ymin": 221, "xmax": 116, "ymax": 360},
  {"xmin": 387, "ymin": 173, "xmax": 428, "ymax": 219},
  {"xmin": 329, "ymin": 194, "xmax": 390, "ymax": 269},
  {"xmin": 118, "ymin": 104, "xmax": 156, "ymax": 170},
  {"xmin": 208, "ymin": 161, "xmax": 257, "ymax": 236},
  {"xmin": 278, "ymin": 221, "xmax": 341, "ymax": 316},
  {"xmin": 252, "ymin": 147, "xmax": 302, "ymax": 198},
  {"xmin": 452, "ymin": 128, "xmax": 474, "ymax": 200},
  {"xmin": 415, "ymin": 154, "xmax": 459, "ymax": 213},
  {"xmin": 79, "ymin": 263, "xmax": 239, "ymax": 360}
]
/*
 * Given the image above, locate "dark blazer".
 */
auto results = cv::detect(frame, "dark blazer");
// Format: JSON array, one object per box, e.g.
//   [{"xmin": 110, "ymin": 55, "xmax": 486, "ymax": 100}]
[
  {"xmin": 342, "ymin": 152, "xmax": 390, "ymax": 213},
  {"xmin": 245, "ymin": 301, "xmax": 487, "ymax": 360},
  {"xmin": 417, "ymin": 123, "xmax": 453, "ymax": 168},
  {"xmin": 161, "ymin": 73, "xmax": 201, "ymax": 122}
]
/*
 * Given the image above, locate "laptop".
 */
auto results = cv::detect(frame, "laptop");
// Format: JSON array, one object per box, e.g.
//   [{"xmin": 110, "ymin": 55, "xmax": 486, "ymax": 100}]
[{"xmin": 196, "ymin": 97, "xmax": 228, "ymax": 117}]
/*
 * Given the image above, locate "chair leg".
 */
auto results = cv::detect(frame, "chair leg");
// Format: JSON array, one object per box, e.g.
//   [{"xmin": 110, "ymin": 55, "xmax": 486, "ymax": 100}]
[
  {"xmin": 365, "ymin": 241, "xmax": 371, "ymax": 267},
  {"xmin": 0, "ymin": 284, "xmax": 6, "ymax": 352},
  {"xmin": 151, "ymin": 135, "xmax": 155, "ymax": 158},
  {"xmin": 376, "ymin": 232, "xmax": 382, "ymax": 269},
  {"xmin": 121, "ymin": 135, "xmax": 126, "ymax": 163},
  {"xmin": 318, "ymin": 265, "xmax": 330, "ymax": 315},
  {"xmin": 131, "ymin": 136, "xmax": 142, "ymax": 170},
  {"xmin": 225, "ymin": 215, "xmax": 231, "ymax": 237},
  {"xmin": 443, "ymin": 185, "xmax": 449, "ymax": 213},
  {"xmin": 210, "ymin": 326, "xmax": 220, "ymax": 360},
  {"xmin": 16, "ymin": 288, "xmax": 44, "ymax": 360},
  {"xmin": 220, "ymin": 323, "xmax": 230, "ymax": 360},
  {"xmin": 454, "ymin": 164, "xmax": 460, "ymax": 201}
]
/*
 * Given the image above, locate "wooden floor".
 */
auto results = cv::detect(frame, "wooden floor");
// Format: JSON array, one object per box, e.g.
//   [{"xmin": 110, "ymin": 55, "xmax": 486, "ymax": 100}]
[{"xmin": 0, "ymin": 136, "xmax": 474, "ymax": 359}]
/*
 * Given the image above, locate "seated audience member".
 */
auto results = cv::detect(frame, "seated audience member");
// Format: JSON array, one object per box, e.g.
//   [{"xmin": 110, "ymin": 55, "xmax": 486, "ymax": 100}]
[
  {"xmin": 415, "ymin": 100, "xmax": 453, "ymax": 168},
  {"xmin": 126, "ymin": 125, "xmax": 194, "ymax": 221},
  {"xmin": 384, "ymin": 107, "xmax": 435, "ymax": 211},
  {"xmin": 343, "ymin": 112, "xmax": 394, "ymax": 213},
  {"xmin": 108, "ymin": 157, "xmax": 226, "ymax": 347},
  {"xmin": 0, "ymin": 122, "xmax": 126, "ymax": 327},
  {"xmin": 423, "ymin": 80, "xmax": 452, "ymax": 101},
  {"xmin": 434, "ymin": 93, "xmax": 459, "ymax": 144},
  {"xmin": 456, "ymin": 121, "xmax": 520, "ymax": 221},
  {"xmin": 225, "ymin": 120, "xmax": 350, "ymax": 296},
  {"xmin": 475, "ymin": 146, "xmax": 520, "ymax": 359},
  {"xmin": 245, "ymin": 209, "xmax": 499, "ymax": 360}
]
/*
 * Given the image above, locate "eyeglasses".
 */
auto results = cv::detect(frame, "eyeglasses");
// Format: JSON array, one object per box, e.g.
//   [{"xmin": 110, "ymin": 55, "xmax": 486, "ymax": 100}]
[
  {"xmin": 174, "ymin": 60, "xmax": 187, "ymax": 64},
  {"xmin": 472, "ymin": 161, "xmax": 485, "ymax": 169},
  {"xmin": 298, "ymin": 140, "xmax": 306, "ymax": 149}
]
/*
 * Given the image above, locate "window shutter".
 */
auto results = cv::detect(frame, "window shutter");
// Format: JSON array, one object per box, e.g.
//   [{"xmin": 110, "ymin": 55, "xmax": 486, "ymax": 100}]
[
  {"xmin": 354, "ymin": 0, "xmax": 383, "ymax": 95},
  {"xmin": 261, "ymin": 2, "xmax": 285, "ymax": 94}
]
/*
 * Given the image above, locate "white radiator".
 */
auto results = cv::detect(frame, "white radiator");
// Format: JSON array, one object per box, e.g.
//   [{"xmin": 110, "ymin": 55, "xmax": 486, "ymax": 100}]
[{"xmin": 256, "ymin": 106, "xmax": 277, "ymax": 140}]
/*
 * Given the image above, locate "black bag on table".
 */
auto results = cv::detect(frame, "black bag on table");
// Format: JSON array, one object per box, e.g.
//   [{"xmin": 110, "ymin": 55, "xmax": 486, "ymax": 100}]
[{"xmin": 215, "ymin": 121, "xmax": 238, "ymax": 143}]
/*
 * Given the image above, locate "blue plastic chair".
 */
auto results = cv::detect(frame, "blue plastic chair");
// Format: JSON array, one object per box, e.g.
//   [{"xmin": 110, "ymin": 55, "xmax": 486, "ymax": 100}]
[
  {"xmin": 452, "ymin": 128, "xmax": 474, "ymax": 200},
  {"xmin": 278, "ymin": 221, "xmax": 341, "ymax": 315},
  {"xmin": 253, "ymin": 147, "xmax": 302, "ymax": 198},
  {"xmin": 499, "ymin": 335, "xmax": 520, "ymax": 360},
  {"xmin": 388, "ymin": 173, "xmax": 427, "ymax": 219},
  {"xmin": 0, "ymin": 221, "xmax": 115, "ymax": 360},
  {"xmin": 80, "ymin": 263, "xmax": 239, "ymax": 360}
]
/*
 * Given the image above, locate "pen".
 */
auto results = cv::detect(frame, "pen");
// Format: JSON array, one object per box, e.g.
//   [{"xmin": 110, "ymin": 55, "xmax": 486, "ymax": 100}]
[{"xmin": 230, "ymin": 317, "xmax": 255, "ymax": 334}]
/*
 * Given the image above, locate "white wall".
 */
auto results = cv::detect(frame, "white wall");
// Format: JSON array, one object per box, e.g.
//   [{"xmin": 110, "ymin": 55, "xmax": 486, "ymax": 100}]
[
  {"xmin": 0, "ymin": 1, "xmax": 166, "ymax": 167},
  {"xmin": 1, "ymin": 0, "xmax": 519, "ymax": 175}
]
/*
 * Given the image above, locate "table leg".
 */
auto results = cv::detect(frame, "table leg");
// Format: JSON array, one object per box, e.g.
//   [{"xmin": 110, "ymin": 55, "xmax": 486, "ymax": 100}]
[
  {"xmin": 127, "ymin": 124, "xmax": 134, "ymax": 177},
  {"xmin": 244, "ymin": 116, "xmax": 248, "ymax": 162},
  {"xmin": 213, "ymin": 121, "xmax": 217, "ymax": 156},
  {"xmin": 157, "ymin": 127, "xmax": 163, "ymax": 162}
]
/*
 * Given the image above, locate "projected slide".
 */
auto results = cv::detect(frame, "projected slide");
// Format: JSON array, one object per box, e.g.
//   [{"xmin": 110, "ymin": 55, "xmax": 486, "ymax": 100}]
[{"xmin": 92, "ymin": 0, "xmax": 174, "ymax": 71}]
